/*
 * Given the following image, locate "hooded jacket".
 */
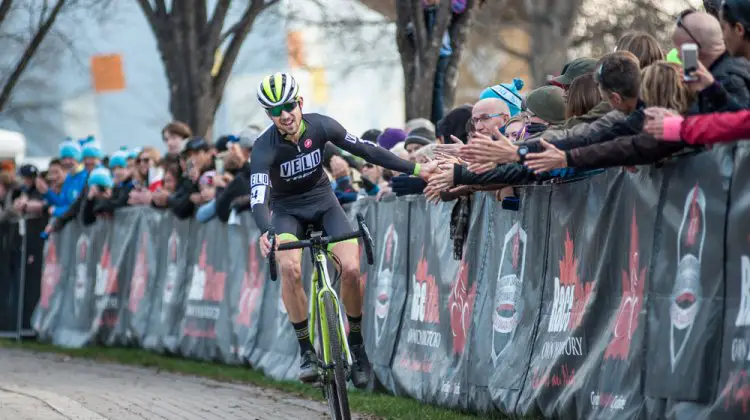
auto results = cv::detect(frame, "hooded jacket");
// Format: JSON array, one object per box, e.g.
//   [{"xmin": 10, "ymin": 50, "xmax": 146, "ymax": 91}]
[
  {"xmin": 562, "ymin": 101, "xmax": 615, "ymax": 129},
  {"xmin": 662, "ymin": 109, "xmax": 750, "ymax": 145},
  {"xmin": 694, "ymin": 52, "xmax": 750, "ymax": 113},
  {"xmin": 215, "ymin": 162, "xmax": 251, "ymax": 223},
  {"xmin": 44, "ymin": 165, "xmax": 88, "ymax": 218}
]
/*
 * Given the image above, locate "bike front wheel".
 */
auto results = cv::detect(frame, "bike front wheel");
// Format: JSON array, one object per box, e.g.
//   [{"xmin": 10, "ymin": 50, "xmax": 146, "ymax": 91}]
[{"xmin": 321, "ymin": 292, "xmax": 351, "ymax": 420}]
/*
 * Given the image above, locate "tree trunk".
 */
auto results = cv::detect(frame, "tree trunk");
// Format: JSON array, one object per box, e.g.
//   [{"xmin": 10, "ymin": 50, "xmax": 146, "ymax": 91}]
[
  {"xmin": 442, "ymin": 3, "xmax": 476, "ymax": 110},
  {"xmin": 395, "ymin": 0, "xmax": 475, "ymax": 121},
  {"xmin": 137, "ymin": 0, "xmax": 276, "ymax": 138},
  {"xmin": 0, "ymin": 0, "xmax": 66, "ymax": 112},
  {"xmin": 524, "ymin": 0, "xmax": 583, "ymax": 86}
]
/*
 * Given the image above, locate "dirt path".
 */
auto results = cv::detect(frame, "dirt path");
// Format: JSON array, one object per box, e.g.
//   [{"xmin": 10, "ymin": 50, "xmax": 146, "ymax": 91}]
[{"xmin": 0, "ymin": 348, "xmax": 364, "ymax": 420}]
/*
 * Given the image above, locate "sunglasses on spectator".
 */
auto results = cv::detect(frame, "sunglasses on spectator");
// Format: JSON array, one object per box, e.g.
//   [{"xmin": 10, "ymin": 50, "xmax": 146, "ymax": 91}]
[
  {"xmin": 267, "ymin": 101, "xmax": 299, "ymax": 117},
  {"xmin": 471, "ymin": 113, "xmax": 508, "ymax": 125},
  {"xmin": 676, "ymin": 9, "xmax": 702, "ymax": 49}
]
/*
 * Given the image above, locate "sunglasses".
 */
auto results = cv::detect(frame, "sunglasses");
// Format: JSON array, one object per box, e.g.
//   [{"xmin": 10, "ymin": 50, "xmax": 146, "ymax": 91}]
[
  {"xmin": 677, "ymin": 9, "xmax": 702, "ymax": 49},
  {"xmin": 267, "ymin": 101, "xmax": 299, "ymax": 117}
]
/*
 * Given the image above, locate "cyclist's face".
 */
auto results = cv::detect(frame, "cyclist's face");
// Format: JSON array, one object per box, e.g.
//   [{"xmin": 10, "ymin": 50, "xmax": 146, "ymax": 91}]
[{"xmin": 269, "ymin": 97, "xmax": 303, "ymax": 136}]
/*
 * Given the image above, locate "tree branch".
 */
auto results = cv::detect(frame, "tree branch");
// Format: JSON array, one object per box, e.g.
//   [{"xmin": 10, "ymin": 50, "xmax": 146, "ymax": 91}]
[
  {"xmin": 212, "ymin": 0, "xmax": 279, "ymax": 103},
  {"xmin": 206, "ymin": 0, "xmax": 230, "ymax": 48},
  {"xmin": 0, "ymin": 0, "xmax": 66, "ymax": 111},
  {"xmin": 0, "ymin": 0, "xmax": 13, "ymax": 28}
]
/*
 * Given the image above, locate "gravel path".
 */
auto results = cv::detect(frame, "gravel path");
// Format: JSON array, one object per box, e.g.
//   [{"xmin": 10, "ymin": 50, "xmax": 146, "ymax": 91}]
[{"xmin": 0, "ymin": 348, "xmax": 366, "ymax": 420}]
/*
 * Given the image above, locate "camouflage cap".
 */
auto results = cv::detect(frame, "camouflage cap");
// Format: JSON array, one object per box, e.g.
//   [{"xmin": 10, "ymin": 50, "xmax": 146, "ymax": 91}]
[
  {"xmin": 525, "ymin": 86, "xmax": 566, "ymax": 125},
  {"xmin": 553, "ymin": 57, "xmax": 598, "ymax": 86}
]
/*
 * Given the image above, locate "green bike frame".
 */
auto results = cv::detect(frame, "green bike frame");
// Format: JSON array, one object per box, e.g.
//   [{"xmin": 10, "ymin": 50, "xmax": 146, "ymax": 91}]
[{"xmin": 308, "ymin": 249, "xmax": 353, "ymax": 369}]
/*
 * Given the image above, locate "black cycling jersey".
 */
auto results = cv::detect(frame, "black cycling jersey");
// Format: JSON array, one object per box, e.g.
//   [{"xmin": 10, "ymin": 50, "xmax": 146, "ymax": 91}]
[{"xmin": 249, "ymin": 113, "xmax": 417, "ymax": 233}]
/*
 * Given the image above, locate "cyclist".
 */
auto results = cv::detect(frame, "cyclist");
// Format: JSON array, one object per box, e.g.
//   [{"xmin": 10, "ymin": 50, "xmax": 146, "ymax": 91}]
[{"xmin": 250, "ymin": 73, "xmax": 433, "ymax": 387}]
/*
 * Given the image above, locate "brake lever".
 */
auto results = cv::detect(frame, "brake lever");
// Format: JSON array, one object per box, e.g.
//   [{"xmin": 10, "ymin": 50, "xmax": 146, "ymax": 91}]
[
  {"xmin": 267, "ymin": 228, "xmax": 278, "ymax": 281},
  {"xmin": 357, "ymin": 214, "xmax": 375, "ymax": 265}
]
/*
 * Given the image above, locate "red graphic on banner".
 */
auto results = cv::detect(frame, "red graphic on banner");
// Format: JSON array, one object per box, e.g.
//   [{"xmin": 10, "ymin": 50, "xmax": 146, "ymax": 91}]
[
  {"xmin": 414, "ymin": 254, "xmax": 440, "ymax": 324},
  {"xmin": 199, "ymin": 242, "xmax": 226, "ymax": 301},
  {"xmin": 604, "ymin": 209, "xmax": 646, "ymax": 361},
  {"xmin": 686, "ymin": 184, "xmax": 701, "ymax": 246},
  {"xmin": 512, "ymin": 230, "xmax": 521, "ymax": 269},
  {"xmin": 560, "ymin": 230, "xmax": 592, "ymax": 330},
  {"xmin": 40, "ymin": 241, "xmax": 60, "ymax": 308},
  {"xmin": 129, "ymin": 233, "xmax": 148, "ymax": 313},
  {"xmin": 531, "ymin": 364, "xmax": 576, "ymax": 389},
  {"xmin": 98, "ymin": 245, "xmax": 119, "ymax": 295},
  {"xmin": 236, "ymin": 241, "xmax": 263, "ymax": 326},
  {"xmin": 448, "ymin": 261, "xmax": 477, "ymax": 355},
  {"xmin": 722, "ymin": 370, "xmax": 750, "ymax": 415}
]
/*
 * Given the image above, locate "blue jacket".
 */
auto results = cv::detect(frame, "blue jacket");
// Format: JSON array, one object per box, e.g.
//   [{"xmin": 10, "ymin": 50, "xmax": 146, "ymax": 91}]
[{"xmin": 44, "ymin": 166, "xmax": 88, "ymax": 217}]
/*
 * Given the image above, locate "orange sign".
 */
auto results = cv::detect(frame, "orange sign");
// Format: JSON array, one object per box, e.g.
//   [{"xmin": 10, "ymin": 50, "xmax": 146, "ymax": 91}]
[
  {"xmin": 287, "ymin": 31, "xmax": 306, "ymax": 69},
  {"xmin": 91, "ymin": 54, "xmax": 126, "ymax": 93}
]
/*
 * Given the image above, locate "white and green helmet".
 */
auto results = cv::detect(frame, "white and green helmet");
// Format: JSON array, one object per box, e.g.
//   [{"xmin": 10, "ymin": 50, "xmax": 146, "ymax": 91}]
[{"xmin": 257, "ymin": 72, "xmax": 300, "ymax": 108}]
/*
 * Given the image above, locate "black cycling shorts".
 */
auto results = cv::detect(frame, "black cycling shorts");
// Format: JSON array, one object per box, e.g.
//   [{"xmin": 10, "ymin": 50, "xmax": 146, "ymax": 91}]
[{"xmin": 271, "ymin": 188, "xmax": 353, "ymax": 242}]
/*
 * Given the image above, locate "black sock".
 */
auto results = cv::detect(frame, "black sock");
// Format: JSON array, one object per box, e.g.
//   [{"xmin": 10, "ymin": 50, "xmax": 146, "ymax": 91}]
[
  {"xmin": 292, "ymin": 319, "xmax": 313, "ymax": 355},
  {"xmin": 347, "ymin": 314, "xmax": 363, "ymax": 345}
]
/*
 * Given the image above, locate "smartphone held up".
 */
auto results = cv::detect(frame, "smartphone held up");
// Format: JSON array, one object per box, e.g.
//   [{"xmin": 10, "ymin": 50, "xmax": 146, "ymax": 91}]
[{"xmin": 681, "ymin": 43, "xmax": 699, "ymax": 82}]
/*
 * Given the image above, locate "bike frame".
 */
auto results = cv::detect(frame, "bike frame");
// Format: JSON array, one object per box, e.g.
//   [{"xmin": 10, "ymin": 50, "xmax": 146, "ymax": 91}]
[{"xmin": 308, "ymin": 247, "xmax": 353, "ymax": 372}]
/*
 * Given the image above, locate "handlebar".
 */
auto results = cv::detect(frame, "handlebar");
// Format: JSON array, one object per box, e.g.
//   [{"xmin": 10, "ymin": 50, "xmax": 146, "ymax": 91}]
[{"xmin": 267, "ymin": 214, "xmax": 375, "ymax": 281}]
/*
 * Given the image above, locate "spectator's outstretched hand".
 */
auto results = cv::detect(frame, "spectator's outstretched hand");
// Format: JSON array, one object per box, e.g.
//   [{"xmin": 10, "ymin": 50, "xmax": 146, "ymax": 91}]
[
  {"xmin": 461, "ymin": 127, "xmax": 518, "ymax": 165},
  {"xmin": 434, "ymin": 135, "xmax": 463, "ymax": 157},
  {"xmin": 524, "ymin": 140, "xmax": 567, "ymax": 173},
  {"xmin": 13, "ymin": 197, "xmax": 27, "ymax": 213},
  {"xmin": 466, "ymin": 162, "xmax": 495, "ymax": 174},
  {"xmin": 418, "ymin": 160, "xmax": 439, "ymax": 181},
  {"xmin": 643, "ymin": 108, "xmax": 682, "ymax": 141},
  {"xmin": 151, "ymin": 190, "xmax": 169, "ymax": 206},
  {"xmin": 424, "ymin": 162, "xmax": 455, "ymax": 203},
  {"xmin": 128, "ymin": 188, "xmax": 152, "ymax": 205}
]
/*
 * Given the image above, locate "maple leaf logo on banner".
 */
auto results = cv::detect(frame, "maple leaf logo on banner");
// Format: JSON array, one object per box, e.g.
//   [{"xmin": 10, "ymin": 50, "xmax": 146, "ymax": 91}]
[
  {"xmin": 95, "ymin": 245, "xmax": 118, "ymax": 296},
  {"xmin": 129, "ymin": 232, "xmax": 149, "ymax": 313},
  {"xmin": 549, "ymin": 230, "xmax": 592, "ymax": 333},
  {"xmin": 604, "ymin": 208, "xmax": 646, "ymax": 361},
  {"xmin": 196, "ymin": 241, "xmax": 226, "ymax": 302},
  {"xmin": 449, "ymin": 260, "xmax": 477, "ymax": 355}
]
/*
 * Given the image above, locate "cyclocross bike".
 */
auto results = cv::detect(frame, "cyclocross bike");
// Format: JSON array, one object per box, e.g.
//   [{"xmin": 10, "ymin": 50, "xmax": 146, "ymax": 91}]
[{"xmin": 267, "ymin": 214, "xmax": 374, "ymax": 420}]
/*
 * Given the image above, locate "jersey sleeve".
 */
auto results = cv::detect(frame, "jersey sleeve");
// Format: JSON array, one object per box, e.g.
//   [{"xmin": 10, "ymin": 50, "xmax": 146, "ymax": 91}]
[
  {"xmin": 249, "ymin": 138, "xmax": 274, "ymax": 233},
  {"xmin": 323, "ymin": 116, "xmax": 417, "ymax": 175}
]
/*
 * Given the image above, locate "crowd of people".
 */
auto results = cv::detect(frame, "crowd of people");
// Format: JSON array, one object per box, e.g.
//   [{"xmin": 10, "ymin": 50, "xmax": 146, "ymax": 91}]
[{"xmin": 0, "ymin": 1, "xmax": 748, "ymax": 254}]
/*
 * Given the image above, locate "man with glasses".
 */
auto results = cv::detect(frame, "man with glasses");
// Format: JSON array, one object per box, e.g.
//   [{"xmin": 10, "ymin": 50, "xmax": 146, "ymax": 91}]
[
  {"xmin": 250, "ymin": 72, "xmax": 434, "ymax": 387},
  {"xmin": 672, "ymin": 9, "xmax": 750, "ymax": 111},
  {"xmin": 470, "ymin": 98, "xmax": 511, "ymax": 137}
]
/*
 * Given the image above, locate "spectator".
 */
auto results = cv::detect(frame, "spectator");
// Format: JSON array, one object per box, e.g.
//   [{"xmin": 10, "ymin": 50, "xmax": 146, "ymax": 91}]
[
  {"xmin": 479, "ymin": 79, "xmax": 526, "ymax": 117},
  {"xmin": 617, "ymin": 32, "xmax": 665, "ymax": 68},
  {"xmin": 412, "ymin": 143, "xmax": 437, "ymax": 163},
  {"xmin": 404, "ymin": 127, "xmax": 436, "ymax": 160},
  {"xmin": 171, "ymin": 137, "xmax": 212, "ymax": 218},
  {"xmin": 377, "ymin": 128, "xmax": 407, "ymax": 151},
  {"xmin": 361, "ymin": 129, "xmax": 382, "ymax": 144},
  {"xmin": 673, "ymin": 10, "xmax": 750, "ymax": 111},
  {"xmin": 720, "ymin": 0, "xmax": 750, "ymax": 60},
  {"xmin": 525, "ymin": 86, "xmax": 567, "ymax": 128},
  {"xmin": 704, "ymin": 0, "xmax": 721, "ymax": 19},
  {"xmin": 360, "ymin": 161, "xmax": 390, "ymax": 194},
  {"xmin": 615, "ymin": 32, "xmax": 638, "ymax": 52},
  {"xmin": 436, "ymin": 104, "xmax": 472, "ymax": 144},
  {"xmin": 471, "ymin": 98, "xmax": 511, "ymax": 138},
  {"xmin": 504, "ymin": 116, "xmax": 527, "ymax": 142},
  {"xmin": 404, "ymin": 118, "xmax": 435, "ymax": 136},
  {"xmin": 327, "ymin": 153, "xmax": 359, "ymax": 205},
  {"xmin": 565, "ymin": 73, "xmax": 602, "ymax": 120},
  {"xmin": 38, "ymin": 140, "xmax": 87, "ymax": 219},
  {"xmin": 136, "ymin": 146, "xmax": 162, "ymax": 186},
  {"xmin": 0, "ymin": 172, "xmax": 21, "ymax": 222},
  {"xmin": 79, "ymin": 168, "xmax": 115, "ymax": 226},
  {"xmin": 162, "ymin": 121, "xmax": 192, "ymax": 156},
  {"xmin": 214, "ymin": 133, "xmax": 256, "ymax": 223},
  {"xmin": 87, "ymin": 151, "xmax": 136, "ymax": 221},
  {"xmin": 80, "ymin": 137, "xmax": 102, "ymax": 173},
  {"xmin": 12, "ymin": 165, "xmax": 45, "ymax": 217},
  {"xmin": 214, "ymin": 134, "xmax": 238, "ymax": 153},
  {"xmin": 550, "ymin": 58, "xmax": 598, "ymax": 90}
]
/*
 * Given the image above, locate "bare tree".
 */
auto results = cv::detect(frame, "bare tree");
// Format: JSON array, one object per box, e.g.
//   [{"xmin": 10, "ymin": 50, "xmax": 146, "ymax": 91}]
[
  {"xmin": 136, "ymin": 0, "xmax": 280, "ymax": 138},
  {"xmin": 391, "ymin": 0, "xmax": 478, "ymax": 121},
  {"xmin": 0, "ymin": 0, "xmax": 67, "ymax": 112}
]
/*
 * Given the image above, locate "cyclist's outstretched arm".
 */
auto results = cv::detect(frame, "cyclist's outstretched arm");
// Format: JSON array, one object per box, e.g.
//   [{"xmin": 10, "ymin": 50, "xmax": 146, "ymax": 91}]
[
  {"xmin": 324, "ymin": 116, "xmax": 420, "ymax": 176},
  {"xmin": 249, "ymin": 139, "xmax": 274, "ymax": 234}
]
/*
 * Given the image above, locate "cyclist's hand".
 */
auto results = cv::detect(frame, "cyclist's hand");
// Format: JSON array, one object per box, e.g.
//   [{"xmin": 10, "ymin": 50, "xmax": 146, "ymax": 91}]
[{"xmin": 260, "ymin": 231, "xmax": 277, "ymax": 257}]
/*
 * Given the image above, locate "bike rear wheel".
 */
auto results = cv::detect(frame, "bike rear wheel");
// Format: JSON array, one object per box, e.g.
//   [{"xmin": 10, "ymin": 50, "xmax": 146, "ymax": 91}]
[{"xmin": 321, "ymin": 292, "xmax": 351, "ymax": 420}]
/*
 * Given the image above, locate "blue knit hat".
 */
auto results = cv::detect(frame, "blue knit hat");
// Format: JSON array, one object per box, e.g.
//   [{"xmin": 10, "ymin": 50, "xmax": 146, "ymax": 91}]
[
  {"xmin": 127, "ymin": 147, "xmax": 142, "ymax": 160},
  {"xmin": 88, "ymin": 167, "xmax": 114, "ymax": 189},
  {"xmin": 59, "ymin": 138, "xmax": 82, "ymax": 161},
  {"xmin": 479, "ymin": 78, "xmax": 525, "ymax": 117},
  {"xmin": 109, "ymin": 151, "xmax": 128, "ymax": 169},
  {"xmin": 80, "ymin": 136, "xmax": 102, "ymax": 159}
]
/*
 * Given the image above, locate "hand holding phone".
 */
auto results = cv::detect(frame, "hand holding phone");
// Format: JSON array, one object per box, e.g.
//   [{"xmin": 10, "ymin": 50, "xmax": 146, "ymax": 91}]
[{"xmin": 215, "ymin": 158, "xmax": 225, "ymax": 175}]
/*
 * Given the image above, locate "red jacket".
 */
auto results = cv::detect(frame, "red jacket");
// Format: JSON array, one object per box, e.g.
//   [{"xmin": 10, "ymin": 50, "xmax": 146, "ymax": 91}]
[{"xmin": 666, "ymin": 110, "xmax": 750, "ymax": 145}]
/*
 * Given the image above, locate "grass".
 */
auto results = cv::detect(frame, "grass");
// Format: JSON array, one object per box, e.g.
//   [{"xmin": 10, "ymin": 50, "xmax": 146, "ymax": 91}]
[{"xmin": 0, "ymin": 339, "xmax": 516, "ymax": 420}]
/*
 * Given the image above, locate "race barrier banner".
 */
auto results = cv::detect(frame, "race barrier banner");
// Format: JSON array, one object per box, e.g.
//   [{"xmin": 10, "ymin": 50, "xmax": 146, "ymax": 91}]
[{"xmin": 30, "ymin": 145, "xmax": 750, "ymax": 418}]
